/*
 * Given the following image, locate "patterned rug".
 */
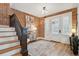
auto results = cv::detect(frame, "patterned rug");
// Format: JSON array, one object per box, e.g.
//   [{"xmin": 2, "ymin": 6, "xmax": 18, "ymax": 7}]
[{"xmin": 28, "ymin": 40, "xmax": 74, "ymax": 56}]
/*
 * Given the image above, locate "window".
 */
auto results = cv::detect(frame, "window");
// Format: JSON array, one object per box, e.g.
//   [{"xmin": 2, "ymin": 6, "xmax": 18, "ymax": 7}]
[
  {"xmin": 50, "ymin": 16, "xmax": 60, "ymax": 34},
  {"xmin": 50, "ymin": 12, "xmax": 72, "ymax": 35},
  {"xmin": 62, "ymin": 12, "xmax": 72, "ymax": 35}
]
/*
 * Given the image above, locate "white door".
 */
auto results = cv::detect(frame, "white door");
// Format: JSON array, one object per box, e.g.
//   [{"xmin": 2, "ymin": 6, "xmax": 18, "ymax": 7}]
[
  {"xmin": 45, "ymin": 15, "xmax": 60, "ymax": 41},
  {"xmin": 50, "ymin": 16, "xmax": 60, "ymax": 42},
  {"xmin": 45, "ymin": 12, "xmax": 72, "ymax": 44},
  {"xmin": 61, "ymin": 12, "xmax": 72, "ymax": 44}
]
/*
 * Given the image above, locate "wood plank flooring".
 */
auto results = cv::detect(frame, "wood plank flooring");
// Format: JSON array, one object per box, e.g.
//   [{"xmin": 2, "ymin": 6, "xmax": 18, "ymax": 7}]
[{"xmin": 12, "ymin": 52, "xmax": 22, "ymax": 56}]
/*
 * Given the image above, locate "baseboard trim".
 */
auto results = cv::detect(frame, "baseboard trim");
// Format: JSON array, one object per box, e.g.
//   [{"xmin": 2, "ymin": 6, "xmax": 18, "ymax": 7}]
[{"xmin": 37, "ymin": 37, "xmax": 45, "ymax": 40}]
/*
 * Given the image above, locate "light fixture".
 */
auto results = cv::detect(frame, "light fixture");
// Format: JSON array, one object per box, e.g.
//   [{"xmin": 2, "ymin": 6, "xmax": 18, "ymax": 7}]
[
  {"xmin": 42, "ymin": 6, "xmax": 46, "ymax": 15},
  {"xmin": 72, "ymin": 28, "xmax": 76, "ymax": 34}
]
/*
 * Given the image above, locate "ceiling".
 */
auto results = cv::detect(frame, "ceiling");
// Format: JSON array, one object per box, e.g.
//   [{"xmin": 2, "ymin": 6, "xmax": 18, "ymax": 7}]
[{"xmin": 10, "ymin": 3, "xmax": 78, "ymax": 17}]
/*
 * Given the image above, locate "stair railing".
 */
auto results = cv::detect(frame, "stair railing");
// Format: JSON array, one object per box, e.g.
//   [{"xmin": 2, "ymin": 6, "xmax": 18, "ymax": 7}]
[{"xmin": 10, "ymin": 14, "xmax": 28, "ymax": 56}]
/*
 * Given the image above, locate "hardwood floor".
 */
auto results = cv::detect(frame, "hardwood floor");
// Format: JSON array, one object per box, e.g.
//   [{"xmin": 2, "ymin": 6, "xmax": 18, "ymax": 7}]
[
  {"xmin": 12, "ymin": 52, "xmax": 22, "ymax": 56},
  {"xmin": 28, "ymin": 40, "xmax": 74, "ymax": 56}
]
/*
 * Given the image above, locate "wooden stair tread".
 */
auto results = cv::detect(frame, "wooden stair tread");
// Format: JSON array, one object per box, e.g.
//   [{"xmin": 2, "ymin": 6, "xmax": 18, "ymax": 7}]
[
  {"xmin": 0, "ymin": 32, "xmax": 16, "ymax": 36},
  {"xmin": 0, "ymin": 45, "xmax": 21, "ymax": 54},
  {"xmin": 0, "ymin": 27, "xmax": 15, "ymax": 31},
  {"xmin": 0, "ymin": 35, "xmax": 17, "ymax": 38},
  {"xmin": 0, "ymin": 36, "xmax": 18, "ymax": 43},
  {"xmin": 0, "ymin": 41, "xmax": 20, "ymax": 50},
  {"xmin": 0, "ymin": 40, "xmax": 19, "ymax": 45}
]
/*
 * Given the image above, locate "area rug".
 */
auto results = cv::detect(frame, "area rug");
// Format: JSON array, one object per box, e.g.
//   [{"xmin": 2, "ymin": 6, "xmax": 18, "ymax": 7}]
[{"xmin": 28, "ymin": 40, "xmax": 74, "ymax": 56}]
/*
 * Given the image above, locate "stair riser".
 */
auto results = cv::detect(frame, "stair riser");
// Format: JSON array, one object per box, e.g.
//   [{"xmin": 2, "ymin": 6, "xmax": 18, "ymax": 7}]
[
  {"xmin": 0, "ymin": 42, "xmax": 20, "ymax": 50},
  {"xmin": 0, "ymin": 32, "xmax": 16, "ymax": 37},
  {"xmin": 0, "ymin": 28, "xmax": 15, "ymax": 32},
  {"xmin": 0, "ymin": 48, "xmax": 21, "ymax": 56},
  {"xmin": 0, "ymin": 36, "xmax": 18, "ymax": 43},
  {"xmin": 0, "ymin": 25, "xmax": 9, "ymax": 28}
]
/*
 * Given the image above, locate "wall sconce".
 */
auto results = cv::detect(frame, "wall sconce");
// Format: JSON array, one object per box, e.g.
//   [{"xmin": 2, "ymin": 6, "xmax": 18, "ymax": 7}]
[
  {"xmin": 72, "ymin": 28, "xmax": 77, "ymax": 35},
  {"xmin": 69, "ymin": 28, "xmax": 76, "ymax": 37},
  {"xmin": 72, "ymin": 28, "xmax": 76, "ymax": 34}
]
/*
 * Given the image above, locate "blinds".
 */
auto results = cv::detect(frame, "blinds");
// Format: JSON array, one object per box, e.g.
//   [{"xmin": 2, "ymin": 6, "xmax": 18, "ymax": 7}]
[
  {"xmin": 45, "ymin": 12, "xmax": 72, "ymax": 35},
  {"xmin": 50, "ymin": 16, "xmax": 60, "ymax": 34},
  {"xmin": 62, "ymin": 12, "xmax": 72, "ymax": 35}
]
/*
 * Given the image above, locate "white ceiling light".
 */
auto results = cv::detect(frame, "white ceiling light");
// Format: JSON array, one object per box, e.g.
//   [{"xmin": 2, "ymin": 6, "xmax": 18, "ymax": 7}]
[
  {"xmin": 41, "ymin": 3, "xmax": 48, "ymax": 16},
  {"xmin": 42, "ymin": 6, "xmax": 46, "ymax": 15}
]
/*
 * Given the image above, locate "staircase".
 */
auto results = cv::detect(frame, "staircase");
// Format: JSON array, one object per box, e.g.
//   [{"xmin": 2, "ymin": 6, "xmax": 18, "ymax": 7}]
[{"xmin": 0, "ymin": 25, "xmax": 22, "ymax": 56}]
